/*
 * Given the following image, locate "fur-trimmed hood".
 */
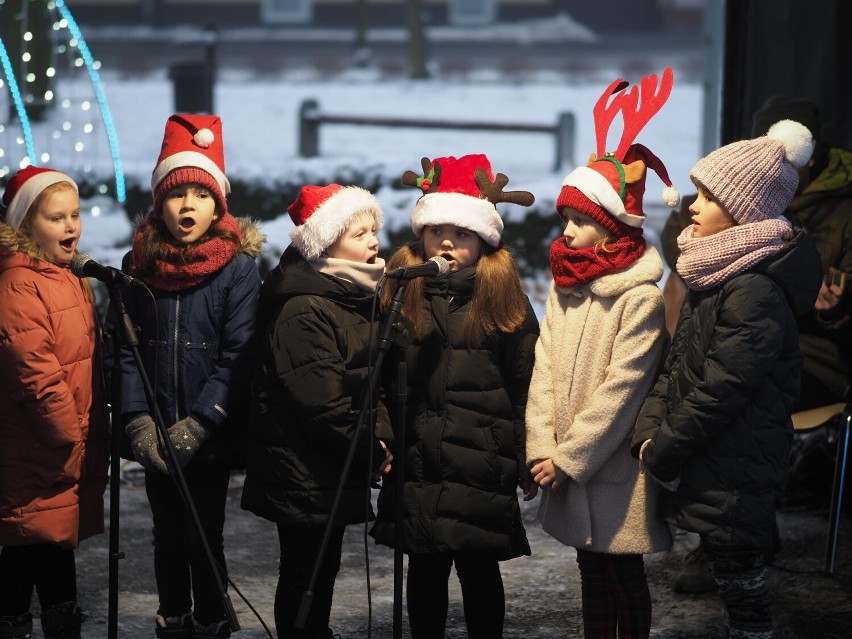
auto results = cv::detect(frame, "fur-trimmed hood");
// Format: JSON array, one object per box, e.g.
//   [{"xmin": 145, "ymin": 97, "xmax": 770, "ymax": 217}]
[
  {"xmin": 0, "ymin": 220, "xmax": 54, "ymax": 269},
  {"xmin": 132, "ymin": 213, "xmax": 266, "ymax": 258}
]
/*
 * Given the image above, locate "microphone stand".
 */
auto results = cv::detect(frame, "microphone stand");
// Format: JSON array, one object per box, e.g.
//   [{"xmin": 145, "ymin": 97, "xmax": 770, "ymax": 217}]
[
  {"xmin": 105, "ymin": 283, "xmax": 239, "ymax": 637},
  {"xmin": 295, "ymin": 280, "xmax": 413, "ymax": 639}
]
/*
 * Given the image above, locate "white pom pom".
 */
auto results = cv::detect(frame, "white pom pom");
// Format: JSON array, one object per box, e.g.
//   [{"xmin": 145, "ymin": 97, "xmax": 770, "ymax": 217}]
[
  {"xmin": 766, "ymin": 119, "xmax": 814, "ymax": 168},
  {"xmin": 193, "ymin": 128, "xmax": 215, "ymax": 148},
  {"xmin": 661, "ymin": 185, "xmax": 680, "ymax": 208}
]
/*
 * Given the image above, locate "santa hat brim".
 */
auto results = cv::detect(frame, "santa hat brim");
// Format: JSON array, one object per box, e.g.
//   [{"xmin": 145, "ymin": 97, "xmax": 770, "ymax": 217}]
[
  {"xmin": 410, "ymin": 192, "xmax": 503, "ymax": 247},
  {"xmin": 5, "ymin": 171, "xmax": 78, "ymax": 229},
  {"xmin": 289, "ymin": 186, "xmax": 384, "ymax": 260},
  {"xmin": 151, "ymin": 150, "xmax": 231, "ymax": 197},
  {"xmin": 562, "ymin": 166, "xmax": 645, "ymax": 228}
]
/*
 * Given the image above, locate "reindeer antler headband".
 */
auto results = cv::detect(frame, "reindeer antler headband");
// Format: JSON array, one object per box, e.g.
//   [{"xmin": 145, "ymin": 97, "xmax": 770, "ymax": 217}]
[
  {"xmin": 404, "ymin": 154, "xmax": 535, "ymax": 247},
  {"xmin": 560, "ymin": 68, "xmax": 679, "ymax": 229}
]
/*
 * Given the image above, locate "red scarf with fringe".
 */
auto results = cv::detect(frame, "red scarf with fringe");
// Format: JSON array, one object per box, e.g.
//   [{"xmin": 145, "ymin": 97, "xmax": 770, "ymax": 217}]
[
  {"xmin": 131, "ymin": 212, "xmax": 242, "ymax": 292},
  {"xmin": 549, "ymin": 231, "xmax": 646, "ymax": 289}
]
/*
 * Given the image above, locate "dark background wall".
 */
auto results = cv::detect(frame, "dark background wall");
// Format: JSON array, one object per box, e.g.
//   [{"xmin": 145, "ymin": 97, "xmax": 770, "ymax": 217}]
[{"xmin": 722, "ymin": 0, "xmax": 852, "ymax": 149}]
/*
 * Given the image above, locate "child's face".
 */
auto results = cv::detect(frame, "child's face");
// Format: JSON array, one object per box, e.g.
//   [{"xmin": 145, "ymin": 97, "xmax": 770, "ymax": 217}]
[
  {"xmin": 161, "ymin": 183, "xmax": 219, "ymax": 245},
  {"xmin": 689, "ymin": 185, "xmax": 736, "ymax": 238},
  {"xmin": 325, "ymin": 211, "xmax": 380, "ymax": 264},
  {"xmin": 559, "ymin": 208, "xmax": 610, "ymax": 249},
  {"xmin": 423, "ymin": 224, "xmax": 483, "ymax": 271},
  {"xmin": 28, "ymin": 188, "xmax": 81, "ymax": 264}
]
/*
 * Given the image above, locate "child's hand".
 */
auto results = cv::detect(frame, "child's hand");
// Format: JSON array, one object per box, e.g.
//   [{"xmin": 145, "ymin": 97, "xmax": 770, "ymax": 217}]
[
  {"xmin": 530, "ymin": 458, "xmax": 567, "ymax": 492},
  {"xmin": 125, "ymin": 413, "xmax": 168, "ymax": 474},
  {"xmin": 638, "ymin": 439, "xmax": 651, "ymax": 474},
  {"xmin": 519, "ymin": 478, "xmax": 538, "ymax": 501},
  {"xmin": 168, "ymin": 416, "xmax": 210, "ymax": 468},
  {"xmin": 377, "ymin": 440, "xmax": 393, "ymax": 475},
  {"xmin": 815, "ymin": 267, "xmax": 845, "ymax": 312}
]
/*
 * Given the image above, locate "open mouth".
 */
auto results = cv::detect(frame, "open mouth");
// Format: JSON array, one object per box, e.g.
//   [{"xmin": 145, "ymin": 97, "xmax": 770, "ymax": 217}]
[
  {"xmin": 440, "ymin": 252, "xmax": 454, "ymax": 262},
  {"xmin": 59, "ymin": 238, "xmax": 75, "ymax": 250},
  {"xmin": 367, "ymin": 254, "xmax": 377, "ymax": 264},
  {"xmin": 179, "ymin": 217, "xmax": 197, "ymax": 232}
]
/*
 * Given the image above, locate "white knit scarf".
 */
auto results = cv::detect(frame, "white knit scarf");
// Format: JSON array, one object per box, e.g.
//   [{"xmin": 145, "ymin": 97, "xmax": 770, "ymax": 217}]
[
  {"xmin": 675, "ymin": 218, "xmax": 793, "ymax": 291},
  {"xmin": 311, "ymin": 256, "xmax": 386, "ymax": 293}
]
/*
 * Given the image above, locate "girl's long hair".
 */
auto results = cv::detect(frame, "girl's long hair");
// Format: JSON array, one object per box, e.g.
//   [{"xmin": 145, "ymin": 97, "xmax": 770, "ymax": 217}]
[
  {"xmin": 20, "ymin": 181, "xmax": 95, "ymax": 304},
  {"xmin": 381, "ymin": 237, "xmax": 528, "ymax": 348}
]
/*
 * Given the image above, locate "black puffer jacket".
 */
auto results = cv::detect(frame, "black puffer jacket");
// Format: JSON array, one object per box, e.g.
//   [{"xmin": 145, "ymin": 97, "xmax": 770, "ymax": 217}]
[
  {"xmin": 632, "ymin": 227, "xmax": 822, "ymax": 548},
  {"xmin": 241, "ymin": 246, "xmax": 388, "ymax": 527},
  {"xmin": 371, "ymin": 266, "xmax": 539, "ymax": 560}
]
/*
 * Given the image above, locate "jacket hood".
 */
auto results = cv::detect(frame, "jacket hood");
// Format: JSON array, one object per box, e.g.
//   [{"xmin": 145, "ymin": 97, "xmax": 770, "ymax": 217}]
[
  {"xmin": 258, "ymin": 245, "xmax": 374, "ymax": 324},
  {"xmin": 587, "ymin": 245, "xmax": 664, "ymax": 298},
  {"xmin": 236, "ymin": 216, "xmax": 266, "ymax": 257},
  {"xmin": 752, "ymin": 222, "xmax": 822, "ymax": 317},
  {"xmin": 0, "ymin": 221, "xmax": 59, "ymax": 274}
]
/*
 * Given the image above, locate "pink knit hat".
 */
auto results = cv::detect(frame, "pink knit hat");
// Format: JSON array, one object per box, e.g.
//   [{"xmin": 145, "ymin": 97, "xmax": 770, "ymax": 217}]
[{"xmin": 690, "ymin": 119, "xmax": 814, "ymax": 224}]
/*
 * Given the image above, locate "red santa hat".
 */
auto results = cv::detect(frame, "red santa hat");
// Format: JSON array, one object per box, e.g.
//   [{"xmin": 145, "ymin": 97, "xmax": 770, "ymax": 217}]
[
  {"xmin": 151, "ymin": 114, "xmax": 230, "ymax": 216},
  {"xmin": 2, "ymin": 165, "xmax": 78, "ymax": 229},
  {"xmin": 557, "ymin": 69, "xmax": 679, "ymax": 236},
  {"xmin": 405, "ymin": 154, "xmax": 534, "ymax": 247},
  {"xmin": 288, "ymin": 184, "xmax": 384, "ymax": 260}
]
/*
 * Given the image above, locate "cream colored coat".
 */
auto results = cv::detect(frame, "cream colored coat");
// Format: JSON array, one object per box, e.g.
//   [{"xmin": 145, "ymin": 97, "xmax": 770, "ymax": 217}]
[{"xmin": 526, "ymin": 247, "xmax": 671, "ymax": 554}]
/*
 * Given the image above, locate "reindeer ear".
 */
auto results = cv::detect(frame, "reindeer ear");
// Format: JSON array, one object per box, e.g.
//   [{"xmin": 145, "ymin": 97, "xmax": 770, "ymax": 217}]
[
  {"xmin": 401, "ymin": 170, "xmax": 421, "ymax": 187},
  {"xmin": 623, "ymin": 160, "xmax": 646, "ymax": 184}
]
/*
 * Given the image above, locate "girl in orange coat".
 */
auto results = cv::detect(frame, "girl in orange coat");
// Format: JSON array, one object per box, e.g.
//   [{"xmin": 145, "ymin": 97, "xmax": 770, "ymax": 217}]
[{"xmin": 0, "ymin": 167, "xmax": 108, "ymax": 639}]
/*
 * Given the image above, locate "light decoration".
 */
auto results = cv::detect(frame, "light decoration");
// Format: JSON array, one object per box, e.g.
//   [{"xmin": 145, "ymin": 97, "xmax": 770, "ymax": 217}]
[{"xmin": 0, "ymin": 0, "xmax": 125, "ymax": 202}]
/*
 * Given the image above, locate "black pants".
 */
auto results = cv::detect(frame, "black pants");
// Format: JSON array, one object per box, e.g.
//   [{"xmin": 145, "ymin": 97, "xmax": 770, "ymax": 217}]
[
  {"xmin": 575, "ymin": 549, "xmax": 651, "ymax": 639},
  {"xmin": 0, "ymin": 544, "xmax": 76, "ymax": 616},
  {"xmin": 145, "ymin": 465, "xmax": 231, "ymax": 626},
  {"xmin": 275, "ymin": 524, "xmax": 346, "ymax": 639},
  {"xmin": 406, "ymin": 552, "xmax": 505, "ymax": 639}
]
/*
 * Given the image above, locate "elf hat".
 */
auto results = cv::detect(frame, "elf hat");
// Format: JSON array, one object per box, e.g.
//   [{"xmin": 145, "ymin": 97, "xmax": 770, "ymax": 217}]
[
  {"xmin": 403, "ymin": 154, "xmax": 535, "ymax": 247},
  {"xmin": 288, "ymin": 184, "xmax": 384, "ymax": 260},
  {"xmin": 557, "ymin": 68, "xmax": 679, "ymax": 235},
  {"xmin": 151, "ymin": 114, "xmax": 230, "ymax": 216},
  {"xmin": 2, "ymin": 165, "xmax": 78, "ymax": 229},
  {"xmin": 690, "ymin": 119, "xmax": 814, "ymax": 225}
]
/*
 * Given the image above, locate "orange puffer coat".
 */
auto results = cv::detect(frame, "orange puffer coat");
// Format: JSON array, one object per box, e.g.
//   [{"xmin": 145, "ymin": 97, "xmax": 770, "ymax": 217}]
[{"xmin": 0, "ymin": 223, "xmax": 108, "ymax": 548}]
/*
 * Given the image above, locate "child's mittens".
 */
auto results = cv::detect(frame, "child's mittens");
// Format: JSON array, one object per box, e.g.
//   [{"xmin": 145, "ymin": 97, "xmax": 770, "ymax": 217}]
[
  {"xmin": 125, "ymin": 413, "xmax": 168, "ymax": 474},
  {"xmin": 168, "ymin": 416, "xmax": 211, "ymax": 468}
]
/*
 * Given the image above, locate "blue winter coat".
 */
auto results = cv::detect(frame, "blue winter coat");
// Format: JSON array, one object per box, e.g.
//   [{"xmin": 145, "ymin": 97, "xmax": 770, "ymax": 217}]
[{"xmin": 110, "ymin": 219, "xmax": 263, "ymax": 467}]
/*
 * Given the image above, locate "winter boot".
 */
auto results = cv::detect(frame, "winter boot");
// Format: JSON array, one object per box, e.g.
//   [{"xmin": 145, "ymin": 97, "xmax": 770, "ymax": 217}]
[
  {"xmin": 40, "ymin": 602, "xmax": 83, "ymax": 639},
  {"xmin": 0, "ymin": 613, "xmax": 33, "ymax": 639},
  {"xmin": 155, "ymin": 612, "xmax": 194, "ymax": 639},
  {"xmin": 191, "ymin": 618, "xmax": 231, "ymax": 639}
]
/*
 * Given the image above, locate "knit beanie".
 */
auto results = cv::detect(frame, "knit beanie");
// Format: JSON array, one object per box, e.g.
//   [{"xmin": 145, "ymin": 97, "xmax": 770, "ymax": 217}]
[
  {"xmin": 402, "ymin": 154, "xmax": 535, "ymax": 247},
  {"xmin": 288, "ymin": 184, "xmax": 383, "ymax": 260},
  {"xmin": 151, "ymin": 114, "xmax": 230, "ymax": 217},
  {"xmin": 556, "ymin": 68, "xmax": 679, "ymax": 236},
  {"xmin": 1, "ymin": 165, "xmax": 78, "ymax": 229},
  {"xmin": 690, "ymin": 119, "xmax": 814, "ymax": 224}
]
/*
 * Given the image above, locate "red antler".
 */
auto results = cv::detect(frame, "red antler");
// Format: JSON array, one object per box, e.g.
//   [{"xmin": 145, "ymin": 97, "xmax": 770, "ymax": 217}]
[
  {"xmin": 593, "ymin": 78, "xmax": 629, "ymax": 158},
  {"xmin": 613, "ymin": 68, "xmax": 674, "ymax": 160}
]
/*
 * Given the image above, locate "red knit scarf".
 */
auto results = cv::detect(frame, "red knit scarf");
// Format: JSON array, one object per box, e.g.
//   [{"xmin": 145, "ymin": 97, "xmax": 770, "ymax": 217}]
[
  {"xmin": 549, "ymin": 230, "xmax": 646, "ymax": 289},
  {"xmin": 131, "ymin": 212, "xmax": 242, "ymax": 292}
]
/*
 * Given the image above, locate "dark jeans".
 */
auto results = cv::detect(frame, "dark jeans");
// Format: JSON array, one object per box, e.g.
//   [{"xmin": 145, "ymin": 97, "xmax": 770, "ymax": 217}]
[
  {"xmin": 701, "ymin": 537, "xmax": 773, "ymax": 639},
  {"xmin": 275, "ymin": 524, "xmax": 346, "ymax": 639},
  {"xmin": 406, "ymin": 552, "xmax": 505, "ymax": 639},
  {"xmin": 0, "ymin": 544, "xmax": 77, "ymax": 615},
  {"xmin": 145, "ymin": 465, "xmax": 231, "ymax": 625},
  {"xmin": 575, "ymin": 549, "xmax": 652, "ymax": 639}
]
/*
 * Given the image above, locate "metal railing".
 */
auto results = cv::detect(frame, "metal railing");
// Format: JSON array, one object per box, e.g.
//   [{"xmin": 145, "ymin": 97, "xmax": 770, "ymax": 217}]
[{"xmin": 298, "ymin": 99, "xmax": 575, "ymax": 171}]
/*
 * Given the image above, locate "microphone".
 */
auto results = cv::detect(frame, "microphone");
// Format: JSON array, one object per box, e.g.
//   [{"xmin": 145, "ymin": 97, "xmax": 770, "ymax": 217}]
[
  {"xmin": 70, "ymin": 253, "xmax": 146, "ymax": 289},
  {"xmin": 385, "ymin": 256, "xmax": 451, "ymax": 281}
]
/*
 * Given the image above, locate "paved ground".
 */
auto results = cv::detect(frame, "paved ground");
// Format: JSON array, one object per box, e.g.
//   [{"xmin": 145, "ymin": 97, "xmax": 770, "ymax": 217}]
[{"xmin": 25, "ymin": 463, "xmax": 852, "ymax": 639}]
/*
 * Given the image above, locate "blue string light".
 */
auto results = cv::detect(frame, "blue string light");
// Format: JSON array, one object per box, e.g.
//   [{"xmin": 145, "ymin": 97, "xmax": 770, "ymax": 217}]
[
  {"xmin": 54, "ymin": 0, "xmax": 126, "ymax": 202},
  {"xmin": 0, "ymin": 36, "xmax": 38, "ymax": 168}
]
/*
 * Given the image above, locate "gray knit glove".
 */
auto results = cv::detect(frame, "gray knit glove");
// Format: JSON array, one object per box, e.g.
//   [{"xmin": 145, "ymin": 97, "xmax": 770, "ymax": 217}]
[
  {"xmin": 168, "ymin": 416, "xmax": 211, "ymax": 468},
  {"xmin": 125, "ymin": 413, "xmax": 168, "ymax": 474}
]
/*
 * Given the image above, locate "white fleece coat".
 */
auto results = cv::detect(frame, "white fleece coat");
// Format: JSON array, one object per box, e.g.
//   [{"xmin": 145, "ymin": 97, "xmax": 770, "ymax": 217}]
[{"xmin": 526, "ymin": 247, "xmax": 671, "ymax": 554}]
